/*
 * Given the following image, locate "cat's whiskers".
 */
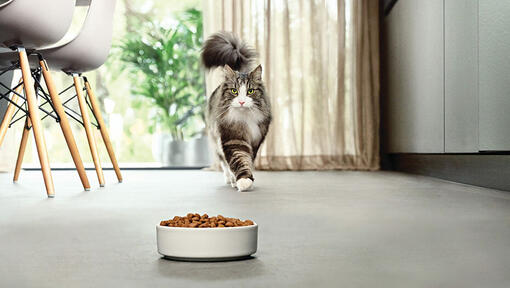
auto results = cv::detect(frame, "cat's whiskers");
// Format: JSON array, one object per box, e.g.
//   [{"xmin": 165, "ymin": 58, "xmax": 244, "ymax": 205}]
[{"xmin": 216, "ymin": 105, "xmax": 231, "ymax": 120}]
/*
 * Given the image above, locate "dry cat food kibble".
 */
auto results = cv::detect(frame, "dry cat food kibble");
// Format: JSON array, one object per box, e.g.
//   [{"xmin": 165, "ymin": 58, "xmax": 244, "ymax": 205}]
[{"xmin": 160, "ymin": 213, "xmax": 254, "ymax": 228}]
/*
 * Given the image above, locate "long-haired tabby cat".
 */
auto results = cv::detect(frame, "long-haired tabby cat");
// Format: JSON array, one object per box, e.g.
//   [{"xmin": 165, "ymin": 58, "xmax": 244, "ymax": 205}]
[{"xmin": 201, "ymin": 32, "xmax": 272, "ymax": 192}]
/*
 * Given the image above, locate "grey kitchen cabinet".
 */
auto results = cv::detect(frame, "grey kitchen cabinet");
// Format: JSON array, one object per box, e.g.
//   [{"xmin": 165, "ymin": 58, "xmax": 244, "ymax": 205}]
[
  {"xmin": 479, "ymin": 0, "xmax": 510, "ymax": 151},
  {"xmin": 383, "ymin": 0, "xmax": 510, "ymax": 153},
  {"xmin": 444, "ymin": 0, "xmax": 478, "ymax": 152},
  {"xmin": 383, "ymin": 0, "xmax": 445, "ymax": 153}
]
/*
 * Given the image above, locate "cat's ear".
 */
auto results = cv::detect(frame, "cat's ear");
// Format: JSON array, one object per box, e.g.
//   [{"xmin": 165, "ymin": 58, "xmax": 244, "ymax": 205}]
[
  {"xmin": 223, "ymin": 64, "xmax": 236, "ymax": 79},
  {"xmin": 249, "ymin": 65, "xmax": 262, "ymax": 81}
]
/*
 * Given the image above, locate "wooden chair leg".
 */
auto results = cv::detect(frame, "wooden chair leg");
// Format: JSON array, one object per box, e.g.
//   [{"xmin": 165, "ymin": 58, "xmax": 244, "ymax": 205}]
[
  {"xmin": 40, "ymin": 60, "xmax": 91, "ymax": 191},
  {"xmin": 13, "ymin": 117, "xmax": 30, "ymax": 182},
  {"xmin": 18, "ymin": 47, "xmax": 55, "ymax": 197},
  {"xmin": 0, "ymin": 78, "xmax": 23, "ymax": 147},
  {"xmin": 73, "ymin": 74, "xmax": 105, "ymax": 187},
  {"xmin": 83, "ymin": 77, "xmax": 123, "ymax": 183}
]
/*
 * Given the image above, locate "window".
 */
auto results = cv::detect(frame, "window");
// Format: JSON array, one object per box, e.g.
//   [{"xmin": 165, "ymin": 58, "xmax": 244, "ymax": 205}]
[{"xmin": 22, "ymin": 0, "xmax": 209, "ymax": 169}]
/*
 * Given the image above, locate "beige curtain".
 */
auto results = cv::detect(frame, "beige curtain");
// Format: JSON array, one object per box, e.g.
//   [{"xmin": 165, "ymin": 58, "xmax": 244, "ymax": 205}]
[{"xmin": 203, "ymin": 0, "xmax": 380, "ymax": 170}]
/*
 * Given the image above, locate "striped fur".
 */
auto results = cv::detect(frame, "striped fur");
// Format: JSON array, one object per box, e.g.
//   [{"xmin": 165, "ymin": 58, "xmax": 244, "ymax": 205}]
[{"xmin": 203, "ymin": 33, "xmax": 272, "ymax": 190}]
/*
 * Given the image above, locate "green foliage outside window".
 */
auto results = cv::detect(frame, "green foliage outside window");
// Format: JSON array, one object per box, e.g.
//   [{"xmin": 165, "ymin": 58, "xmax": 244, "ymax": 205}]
[{"xmin": 116, "ymin": 8, "xmax": 205, "ymax": 140}]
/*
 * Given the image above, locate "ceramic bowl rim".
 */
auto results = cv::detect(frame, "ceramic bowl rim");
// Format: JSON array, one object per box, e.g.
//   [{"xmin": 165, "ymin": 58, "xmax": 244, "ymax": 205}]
[{"xmin": 157, "ymin": 222, "xmax": 257, "ymax": 231}]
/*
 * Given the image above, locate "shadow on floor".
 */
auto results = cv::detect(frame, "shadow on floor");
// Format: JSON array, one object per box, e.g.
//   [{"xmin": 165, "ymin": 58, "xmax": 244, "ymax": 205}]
[{"xmin": 155, "ymin": 256, "xmax": 267, "ymax": 281}]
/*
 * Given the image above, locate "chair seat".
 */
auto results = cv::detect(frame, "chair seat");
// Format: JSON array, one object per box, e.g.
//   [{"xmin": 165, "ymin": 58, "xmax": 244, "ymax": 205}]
[
  {"xmin": 0, "ymin": 0, "xmax": 75, "ymax": 49},
  {"xmin": 0, "ymin": 47, "xmax": 103, "ymax": 73},
  {"xmin": 0, "ymin": 0, "xmax": 116, "ymax": 74},
  {"xmin": 35, "ymin": 43, "xmax": 108, "ymax": 74}
]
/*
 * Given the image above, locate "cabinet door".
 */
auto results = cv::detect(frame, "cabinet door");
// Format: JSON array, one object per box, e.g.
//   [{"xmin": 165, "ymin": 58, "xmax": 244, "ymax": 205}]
[
  {"xmin": 383, "ymin": 0, "xmax": 445, "ymax": 153},
  {"xmin": 444, "ymin": 0, "xmax": 478, "ymax": 152},
  {"xmin": 479, "ymin": 0, "xmax": 510, "ymax": 151}
]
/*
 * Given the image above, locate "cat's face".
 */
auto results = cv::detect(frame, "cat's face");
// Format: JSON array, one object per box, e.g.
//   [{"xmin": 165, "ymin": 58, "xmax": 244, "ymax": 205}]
[{"xmin": 222, "ymin": 65, "xmax": 263, "ymax": 111}]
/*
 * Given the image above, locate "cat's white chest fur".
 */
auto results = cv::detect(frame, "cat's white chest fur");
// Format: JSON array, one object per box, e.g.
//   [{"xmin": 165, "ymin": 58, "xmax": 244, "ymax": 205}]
[
  {"xmin": 226, "ymin": 109, "xmax": 264, "ymax": 143},
  {"xmin": 244, "ymin": 117, "xmax": 262, "ymax": 142}
]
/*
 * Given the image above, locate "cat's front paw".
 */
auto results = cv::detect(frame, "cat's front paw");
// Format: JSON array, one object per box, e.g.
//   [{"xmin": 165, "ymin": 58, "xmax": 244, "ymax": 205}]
[{"xmin": 236, "ymin": 178, "xmax": 253, "ymax": 192}]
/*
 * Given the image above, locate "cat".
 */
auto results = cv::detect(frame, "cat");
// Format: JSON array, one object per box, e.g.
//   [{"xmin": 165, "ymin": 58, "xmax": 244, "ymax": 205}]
[{"xmin": 201, "ymin": 32, "xmax": 272, "ymax": 192}]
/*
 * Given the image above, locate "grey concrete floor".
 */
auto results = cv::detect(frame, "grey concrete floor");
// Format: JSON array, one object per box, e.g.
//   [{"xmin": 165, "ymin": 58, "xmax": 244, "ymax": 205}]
[{"xmin": 1, "ymin": 170, "xmax": 510, "ymax": 288}]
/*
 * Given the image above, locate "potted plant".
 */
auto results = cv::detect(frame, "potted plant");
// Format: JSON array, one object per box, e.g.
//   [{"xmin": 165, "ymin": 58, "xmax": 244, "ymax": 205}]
[{"xmin": 117, "ymin": 8, "xmax": 210, "ymax": 166}]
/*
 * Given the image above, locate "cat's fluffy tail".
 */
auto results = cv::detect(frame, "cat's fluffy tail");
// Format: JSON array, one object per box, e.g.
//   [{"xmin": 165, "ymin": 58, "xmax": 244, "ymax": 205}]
[{"xmin": 201, "ymin": 31, "xmax": 256, "ymax": 71}]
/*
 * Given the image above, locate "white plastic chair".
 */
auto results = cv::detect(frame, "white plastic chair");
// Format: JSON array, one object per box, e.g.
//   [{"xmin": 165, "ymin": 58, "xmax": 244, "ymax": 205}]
[
  {"xmin": 0, "ymin": 0, "xmax": 76, "ymax": 197},
  {"xmin": 36, "ymin": 0, "xmax": 122, "ymax": 185},
  {"xmin": 0, "ymin": 0, "xmax": 121, "ymax": 191}
]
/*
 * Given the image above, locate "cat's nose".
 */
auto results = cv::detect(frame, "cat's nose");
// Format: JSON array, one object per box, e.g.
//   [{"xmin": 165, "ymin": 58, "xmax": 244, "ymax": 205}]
[{"xmin": 239, "ymin": 101, "xmax": 245, "ymax": 106}]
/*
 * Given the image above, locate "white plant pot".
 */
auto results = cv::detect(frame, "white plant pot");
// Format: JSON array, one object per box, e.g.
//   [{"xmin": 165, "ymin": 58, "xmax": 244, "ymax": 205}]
[
  {"xmin": 164, "ymin": 139, "xmax": 188, "ymax": 166},
  {"xmin": 186, "ymin": 134, "xmax": 212, "ymax": 167},
  {"xmin": 152, "ymin": 133, "xmax": 212, "ymax": 167}
]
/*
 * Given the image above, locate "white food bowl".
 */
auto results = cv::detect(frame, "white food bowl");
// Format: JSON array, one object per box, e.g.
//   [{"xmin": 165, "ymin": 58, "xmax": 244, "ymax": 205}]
[{"xmin": 156, "ymin": 223, "xmax": 258, "ymax": 261}]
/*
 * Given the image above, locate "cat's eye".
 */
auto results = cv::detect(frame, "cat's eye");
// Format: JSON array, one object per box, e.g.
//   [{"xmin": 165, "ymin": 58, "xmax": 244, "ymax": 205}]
[
  {"xmin": 231, "ymin": 88, "xmax": 238, "ymax": 94},
  {"xmin": 247, "ymin": 89, "xmax": 255, "ymax": 95}
]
